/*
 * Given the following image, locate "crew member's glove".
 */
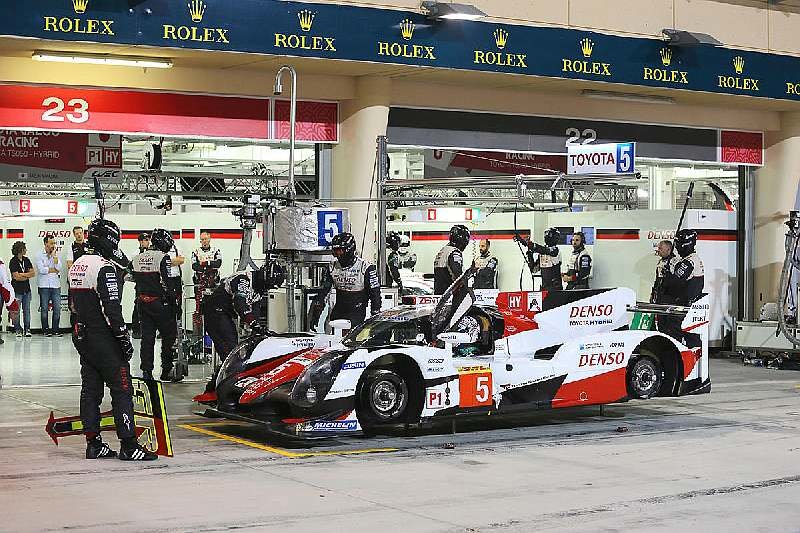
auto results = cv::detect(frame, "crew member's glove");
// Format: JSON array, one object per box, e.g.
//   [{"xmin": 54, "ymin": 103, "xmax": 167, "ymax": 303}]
[
  {"xmin": 513, "ymin": 234, "xmax": 530, "ymax": 247},
  {"xmin": 119, "ymin": 337, "xmax": 134, "ymax": 361},
  {"xmin": 248, "ymin": 321, "xmax": 267, "ymax": 336}
]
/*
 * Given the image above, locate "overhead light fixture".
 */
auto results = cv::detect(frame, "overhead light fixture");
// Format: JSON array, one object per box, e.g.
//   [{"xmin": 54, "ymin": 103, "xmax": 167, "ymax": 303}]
[
  {"xmin": 421, "ymin": 1, "xmax": 486, "ymax": 21},
  {"xmin": 32, "ymin": 51, "xmax": 173, "ymax": 69},
  {"xmin": 582, "ymin": 89, "xmax": 675, "ymax": 105},
  {"xmin": 661, "ymin": 29, "xmax": 722, "ymax": 47}
]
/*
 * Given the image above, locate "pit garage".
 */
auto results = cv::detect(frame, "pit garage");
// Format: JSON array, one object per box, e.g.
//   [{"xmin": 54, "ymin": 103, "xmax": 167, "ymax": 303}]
[{"xmin": 2, "ymin": 0, "xmax": 800, "ymax": 531}]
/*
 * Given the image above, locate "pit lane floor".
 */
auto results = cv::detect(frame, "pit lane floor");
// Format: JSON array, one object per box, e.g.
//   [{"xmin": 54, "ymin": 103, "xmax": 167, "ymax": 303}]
[{"xmin": 1, "ymin": 354, "xmax": 799, "ymax": 532}]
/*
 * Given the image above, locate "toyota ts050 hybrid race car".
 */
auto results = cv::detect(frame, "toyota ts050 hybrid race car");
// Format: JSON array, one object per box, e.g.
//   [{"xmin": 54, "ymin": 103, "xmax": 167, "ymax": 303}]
[{"xmin": 196, "ymin": 270, "xmax": 710, "ymax": 438}]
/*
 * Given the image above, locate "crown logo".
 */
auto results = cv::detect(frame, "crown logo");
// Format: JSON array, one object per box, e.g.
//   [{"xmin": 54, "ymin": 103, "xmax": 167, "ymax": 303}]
[
  {"xmin": 660, "ymin": 47, "xmax": 672, "ymax": 67},
  {"xmin": 494, "ymin": 28, "xmax": 508, "ymax": 50},
  {"xmin": 733, "ymin": 55, "xmax": 744, "ymax": 75},
  {"xmin": 188, "ymin": 0, "xmax": 206, "ymax": 23},
  {"xmin": 298, "ymin": 10, "xmax": 316, "ymax": 32},
  {"xmin": 72, "ymin": 0, "xmax": 88, "ymax": 14},
  {"xmin": 580, "ymin": 38, "xmax": 594, "ymax": 58},
  {"xmin": 400, "ymin": 18, "xmax": 415, "ymax": 41}
]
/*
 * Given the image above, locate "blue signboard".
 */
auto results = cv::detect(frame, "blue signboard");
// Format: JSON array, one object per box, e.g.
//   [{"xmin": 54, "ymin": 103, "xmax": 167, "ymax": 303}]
[
  {"xmin": 4, "ymin": 0, "xmax": 800, "ymax": 102},
  {"xmin": 317, "ymin": 209, "xmax": 343, "ymax": 246}
]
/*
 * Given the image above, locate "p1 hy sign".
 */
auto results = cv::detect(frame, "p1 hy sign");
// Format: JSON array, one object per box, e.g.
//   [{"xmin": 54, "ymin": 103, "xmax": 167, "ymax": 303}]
[{"xmin": 567, "ymin": 142, "xmax": 635, "ymax": 175}]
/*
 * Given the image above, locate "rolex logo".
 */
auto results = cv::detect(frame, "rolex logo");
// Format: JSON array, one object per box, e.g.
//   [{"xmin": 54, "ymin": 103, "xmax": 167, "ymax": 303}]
[
  {"xmin": 400, "ymin": 18, "xmax": 415, "ymax": 41},
  {"xmin": 298, "ymin": 9, "xmax": 315, "ymax": 32},
  {"xmin": 72, "ymin": 0, "xmax": 88, "ymax": 14},
  {"xmin": 660, "ymin": 47, "xmax": 672, "ymax": 67},
  {"xmin": 580, "ymin": 38, "xmax": 594, "ymax": 58},
  {"xmin": 733, "ymin": 55, "xmax": 744, "ymax": 75},
  {"xmin": 188, "ymin": 0, "xmax": 206, "ymax": 23},
  {"xmin": 494, "ymin": 28, "xmax": 508, "ymax": 50}
]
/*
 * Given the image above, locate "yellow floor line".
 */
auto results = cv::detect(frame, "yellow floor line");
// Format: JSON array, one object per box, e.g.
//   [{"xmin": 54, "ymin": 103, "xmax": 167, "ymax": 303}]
[{"xmin": 179, "ymin": 423, "xmax": 398, "ymax": 458}]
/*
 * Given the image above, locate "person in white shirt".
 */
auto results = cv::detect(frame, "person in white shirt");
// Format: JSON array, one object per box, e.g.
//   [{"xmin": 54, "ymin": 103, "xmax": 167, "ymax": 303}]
[{"xmin": 36, "ymin": 235, "xmax": 62, "ymax": 337}]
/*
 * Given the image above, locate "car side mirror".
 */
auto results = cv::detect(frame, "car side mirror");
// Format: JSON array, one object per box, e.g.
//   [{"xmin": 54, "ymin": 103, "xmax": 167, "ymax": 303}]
[
  {"xmin": 437, "ymin": 332, "xmax": 472, "ymax": 346},
  {"xmin": 329, "ymin": 319, "xmax": 351, "ymax": 337}
]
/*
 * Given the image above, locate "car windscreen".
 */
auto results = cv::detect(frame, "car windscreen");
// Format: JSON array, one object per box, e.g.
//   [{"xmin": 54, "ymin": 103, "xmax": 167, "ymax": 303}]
[{"xmin": 343, "ymin": 316, "xmax": 431, "ymax": 348}]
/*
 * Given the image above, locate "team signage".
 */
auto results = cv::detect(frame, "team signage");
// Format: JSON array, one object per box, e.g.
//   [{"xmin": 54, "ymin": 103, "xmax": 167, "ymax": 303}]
[
  {"xmin": 567, "ymin": 143, "xmax": 635, "ymax": 175},
  {"xmin": 4, "ymin": 0, "xmax": 800, "ymax": 102}
]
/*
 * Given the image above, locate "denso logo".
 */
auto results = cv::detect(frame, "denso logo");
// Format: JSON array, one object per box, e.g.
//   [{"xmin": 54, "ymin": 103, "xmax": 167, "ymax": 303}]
[
  {"xmin": 39, "ymin": 230, "xmax": 71, "ymax": 238},
  {"xmin": 578, "ymin": 352, "xmax": 624, "ymax": 367},
  {"xmin": 570, "ymin": 305, "xmax": 613, "ymax": 318}
]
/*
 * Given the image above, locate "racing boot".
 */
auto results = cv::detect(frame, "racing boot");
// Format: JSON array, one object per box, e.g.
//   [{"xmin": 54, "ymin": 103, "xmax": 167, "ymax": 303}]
[
  {"xmin": 118, "ymin": 441, "xmax": 158, "ymax": 461},
  {"xmin": 86, "ymin": 436, "xmax": 117, "ymax": 459}
]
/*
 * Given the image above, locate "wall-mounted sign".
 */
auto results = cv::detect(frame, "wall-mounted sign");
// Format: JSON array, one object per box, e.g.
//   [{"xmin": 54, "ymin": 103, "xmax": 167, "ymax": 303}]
[
  {"xmin": 0, "ymin": 85, "xmax": 339, "ymax": 143},
  {"xmin": 567, "ymin": 142, "xmax": 635, "ymax": 175},
  {"xmin": 11, "ymin": 197, "xmax": 96, "ymax": 217},
  {"xmin": 4, "ymin": 1, "xmax": 800, "ymax": 102},
  {"xmin": 0, "ymin": 131, "xmax": 120, "ymax": 183}
]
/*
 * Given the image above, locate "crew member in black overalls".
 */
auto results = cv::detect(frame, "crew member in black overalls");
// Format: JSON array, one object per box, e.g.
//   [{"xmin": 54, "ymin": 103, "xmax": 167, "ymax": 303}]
[
  {"xmin": 202, "ymin": 270, "xmax": 266, "ymax": 392},
  {"xmin": 191, "ymin": 231, "xmax": 222, "ymax": 339},
  {"xmin": 131, "ymin": 228, "xmax": 178, "ymax": 382},
  {"xmin": 662, "ymin": 229, "xmax": 705, "ymax": 347},
  {"xmin": 69, "ymin": 218, "xmax": 156, "ymax": 461},
  {"xmin": 310, "ymin": 232, "xmax": 381, "ymax": 330},
  {"xmin": 433, "ymin": 225, "xmax": 470, "ymax": 295},
  {"xmin": 131, "ymin": 232, "xmax": 150, "ymax": 339},
  {"xmin": 473, "ymin": 239, "xmax": 498, "ymax": 289},
  {"xmin": 563, "ymin": 231, "xmax": 592, "ymax": 290},
  {"xmin": 386, "ymin": 231, "xmax": 404, "ymax": 295},
  {"xmin": 517, "ymin": 227, "xmax": 563, "ymax": 291}
]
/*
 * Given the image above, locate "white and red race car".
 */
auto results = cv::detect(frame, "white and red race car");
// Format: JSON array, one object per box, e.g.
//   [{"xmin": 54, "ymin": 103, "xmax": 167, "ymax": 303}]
[{"xmin": 199, "ymin": 270, "xmax": 710, "ymax": 437}]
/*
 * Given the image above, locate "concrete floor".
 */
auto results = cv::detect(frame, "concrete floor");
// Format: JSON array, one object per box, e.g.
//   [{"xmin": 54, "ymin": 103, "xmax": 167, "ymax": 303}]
[{"xmin": 1, "ymin": 339, "xmax": 799, "ymax": 532}]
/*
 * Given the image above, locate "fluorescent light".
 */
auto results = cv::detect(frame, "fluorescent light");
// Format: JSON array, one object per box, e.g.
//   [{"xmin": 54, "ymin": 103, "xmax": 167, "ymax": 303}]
[
  {"xmin": 32, "ymin": 51, "xmax": 173, "ymax": 69},
  {"xmin": 421, "ymin": 2, "xmax": 486, "ymax": 21},
  {"xmin": 582, "ymin": 89, "xmax": 675, "ymax": 105}
]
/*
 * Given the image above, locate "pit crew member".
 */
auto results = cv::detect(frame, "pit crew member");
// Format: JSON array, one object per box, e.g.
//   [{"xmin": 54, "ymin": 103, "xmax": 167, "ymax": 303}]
[
  {"xmin": 310, "ymin": 232, "xmax": 381, "ymax": 330},
  {"xmin": 69, "ymin": 218, "xmax": 156, "ymax": 461},
  {"xmin": 433, "ymin": 225, "xmax": 470, "ymax": 295}
]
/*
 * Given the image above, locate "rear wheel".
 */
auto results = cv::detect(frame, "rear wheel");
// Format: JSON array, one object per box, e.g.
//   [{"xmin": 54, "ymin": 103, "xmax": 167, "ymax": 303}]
[
  {"xmin": 627, "ymin": 355, "xmax": 663, "ymax": 399},
  {"xmin": 357, "ymin": 369, "xmax": 410, "ymax": 433}
]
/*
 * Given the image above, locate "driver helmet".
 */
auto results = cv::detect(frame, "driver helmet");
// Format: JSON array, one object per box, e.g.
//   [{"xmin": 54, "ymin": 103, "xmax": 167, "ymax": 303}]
[
  {"xmin": 675, "ymin": 229, "xmax": 698, "ymax": 257},
  {"xmin": 87, "ymin": 218, "xmax": 121, "ymax": 261},
  {"xmin": 150, "ymin": 228, "xmax": 174, "ymax": 253},
  {"xmin": 449, "ymin": 225, "xmax": 471, "ymax": 251},
  {"xmin": 544, "ymin": 227, "xmax": 561, "ymax": 247},
  {"xmin": 454, "ymin": 315, "xmax": 480, "ymax": 343},
  {"xmin": 331, "ymin": 232, "xmax": 357, "ymax": 267}
]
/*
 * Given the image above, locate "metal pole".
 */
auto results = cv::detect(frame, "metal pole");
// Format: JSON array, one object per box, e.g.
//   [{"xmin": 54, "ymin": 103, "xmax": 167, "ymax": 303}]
[
  {"xmin": 377, "ymin": 135, "xmax": 389, "ymax": 284},
  {"xmin": 274, "ymin": 65, "xmax": 298, "ymax": 203}
]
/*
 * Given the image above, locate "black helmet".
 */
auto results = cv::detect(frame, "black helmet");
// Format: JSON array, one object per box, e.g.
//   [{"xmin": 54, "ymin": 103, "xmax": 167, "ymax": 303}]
[
  {"xmin": 544, "ymin": 227, "xmax": 561, "ymax": 247},
  {"xmin": 87, "ymin": 218, "xmax": 121, "ymax": 261},
  {"xmin": 253, "ymin": 260, "xmax": 286, "ymax": 294},
  {"xmin": 449, "ymin": 225, "xmax": 471, "ymax": 251},
  {"xmin": 331, "ymin": 232, "xmax": 357, "ymax": 267},
  {"xmin": 150, "ymin": 228, "xmax": 174, "ymax": 253},
  {"xmin": 675, "ymin": 229, "xmax": 697, "ymax": 256},
  {"xmin": 387, "ymin": 231, "xmax": 401, "ymax": 251}
]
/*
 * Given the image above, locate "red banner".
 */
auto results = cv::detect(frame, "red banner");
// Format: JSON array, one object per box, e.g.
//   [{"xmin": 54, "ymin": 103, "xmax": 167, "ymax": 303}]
[
  {"xmin": 720, "ymin": 130, "xmax": 763, "ymax": 166},
  {"xmin": 0, "ymin": 85, "xmax": 270, "ymax": 140},
  {"xmin": 0, "ymin": 131, "xmax": 120, "ymax": 182},
  {"xmin": 274, "ymin": 100, "xmax": 338, "ymax": 142}
]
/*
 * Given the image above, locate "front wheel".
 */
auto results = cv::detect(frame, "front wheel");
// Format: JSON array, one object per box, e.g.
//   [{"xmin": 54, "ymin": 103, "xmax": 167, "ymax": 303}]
[
  {"xmin": 627, "ymin": 356, "xmax": 663, "ymax": 399},
  {"xmin": 357, "ymin": 369, "xmax": 410, "ymax": 431}
]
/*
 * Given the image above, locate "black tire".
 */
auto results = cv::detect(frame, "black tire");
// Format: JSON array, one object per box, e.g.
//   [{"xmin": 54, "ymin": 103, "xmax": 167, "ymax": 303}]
[
  {"xmin": 627, "ymin": 355, "xmax": 663, "ymax": 399},
  {"xmin": 357, "ymin": 369, "xmax": 410, "ymax": 431}
]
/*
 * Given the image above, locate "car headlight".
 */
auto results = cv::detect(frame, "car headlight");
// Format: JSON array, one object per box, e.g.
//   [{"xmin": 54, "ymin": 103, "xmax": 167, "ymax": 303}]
[{"xmin": 290, "ymin": 352, "xmax": 349, "ymax": 408}]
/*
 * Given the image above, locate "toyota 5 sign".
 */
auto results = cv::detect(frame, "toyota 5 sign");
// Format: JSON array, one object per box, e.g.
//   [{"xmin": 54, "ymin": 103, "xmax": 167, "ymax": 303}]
[{"xmin": 567, "ymin": 142, "xmax": 635, "ymax": 175}]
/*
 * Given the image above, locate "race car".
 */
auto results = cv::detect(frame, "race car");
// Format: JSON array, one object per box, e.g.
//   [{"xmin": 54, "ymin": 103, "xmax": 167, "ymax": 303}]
[{"xmin": 199, "ymin": 270, "xmax": 710, "ymax": 438}]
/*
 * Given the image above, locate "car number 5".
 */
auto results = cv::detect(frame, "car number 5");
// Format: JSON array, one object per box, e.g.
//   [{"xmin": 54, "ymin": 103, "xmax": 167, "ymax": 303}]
[{"xmin": 475, "ymin": 376, "xmax": 489, "ymax": 403}]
